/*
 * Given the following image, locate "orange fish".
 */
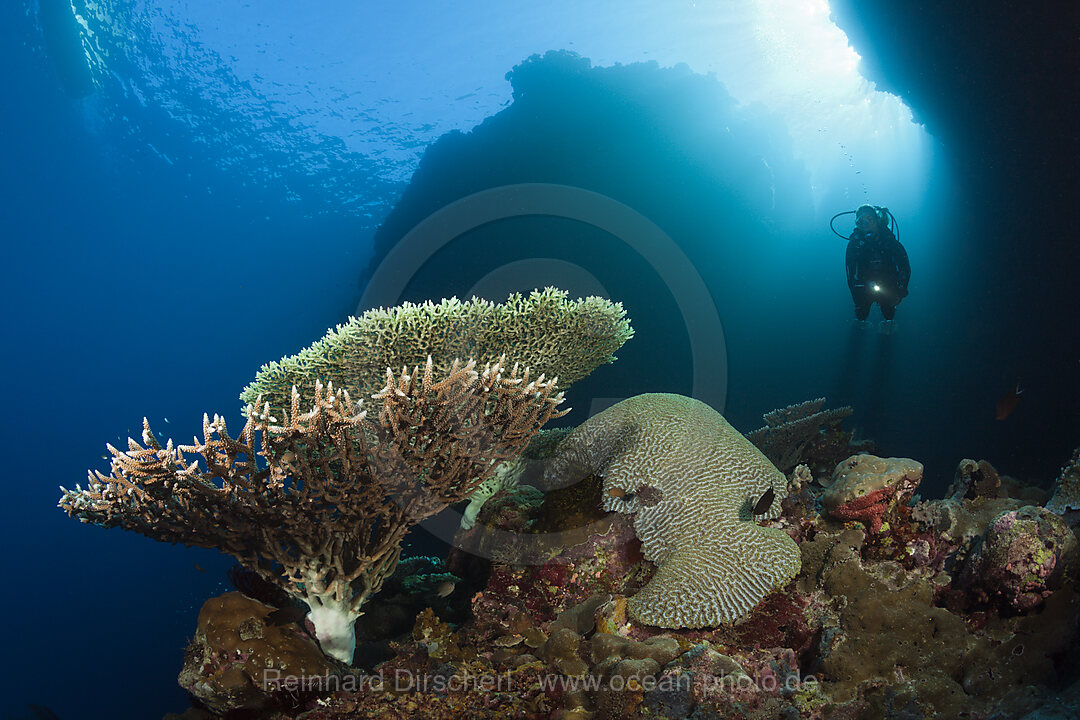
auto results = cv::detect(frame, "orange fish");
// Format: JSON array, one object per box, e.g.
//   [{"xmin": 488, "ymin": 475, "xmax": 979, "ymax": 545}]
[{"xmin": 995, "ymin": 384, "xmax": 1022, "ymax": 420}]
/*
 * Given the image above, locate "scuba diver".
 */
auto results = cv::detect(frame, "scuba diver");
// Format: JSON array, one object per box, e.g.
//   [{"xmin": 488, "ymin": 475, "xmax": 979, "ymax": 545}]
[{"xmin": 831, "ymin": 205, "xmax": 910, "ymax": 331}]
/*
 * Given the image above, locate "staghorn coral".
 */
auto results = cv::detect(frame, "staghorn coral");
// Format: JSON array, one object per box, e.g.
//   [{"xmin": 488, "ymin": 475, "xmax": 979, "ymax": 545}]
[
  {"xmin": 240, "ymin": 288, "xmax": 633, "ymax": 411},
  {"xmin": 60, "ymin": 356, "xmax": 566, "ymax": 663},
  {"xmin": 745, "ymin": 397, "xmax": 853, "ymax": 473},
  {"xmin": 545, "ymin": 393, "xmax": 801, "ymax": 629}
]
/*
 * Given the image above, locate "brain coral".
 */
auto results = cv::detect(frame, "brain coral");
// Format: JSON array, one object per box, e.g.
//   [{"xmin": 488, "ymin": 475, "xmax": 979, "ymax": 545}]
[
  {"xmin": 546, "ymin": 393, "xmax": 801, "ymax": 628},
  {"xmin": 240, "ymin": 288, "xmax": 633, "ymax": 410}
]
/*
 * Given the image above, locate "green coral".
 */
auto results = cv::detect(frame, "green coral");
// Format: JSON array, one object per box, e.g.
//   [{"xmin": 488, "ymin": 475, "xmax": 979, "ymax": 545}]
[
  {"xmin": 240, "ymin": 288, "xmax": 633, "ymax": 410},
  {"xmin": 461, "ymin": 457, "xmax": 525, "ymax": 530}
]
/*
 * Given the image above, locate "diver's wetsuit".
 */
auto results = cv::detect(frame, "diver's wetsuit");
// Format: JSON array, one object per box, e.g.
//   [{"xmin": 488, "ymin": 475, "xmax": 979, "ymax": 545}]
[{"xmin": 846, "ymin": 226, "xmax": 910, "ymax": 321}]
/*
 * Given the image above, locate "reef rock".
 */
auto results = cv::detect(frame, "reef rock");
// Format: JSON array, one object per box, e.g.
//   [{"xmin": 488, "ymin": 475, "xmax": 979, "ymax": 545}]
[
  {"xmin": 958, "ymin": 505, "xmax": 1079, "ymax": 612},
  {"xmin": 948, "ymin": 458, "xmax": 1004, "ymax": 500},
  {"xmin": 178, "ymin": 592, "xmax": 342, "ymax": 715},
  {"xmin": 823, "ymin": 453, "xmax": 923, "ymax": 533},
  {"xmin": 1047, "ymin": 446, "xmax": 1080, "ymax": 515}
]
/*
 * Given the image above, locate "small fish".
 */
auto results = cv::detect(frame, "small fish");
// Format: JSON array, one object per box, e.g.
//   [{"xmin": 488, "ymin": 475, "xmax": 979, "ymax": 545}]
[
  {"xmin": 267, "ymin": 606, "xmax": 309, "ymax": 627},
  {"xmin": 752, "ymin": 487, "xmax": 775, "ymax": 516},
  {"xmin": 434, "ymin": 580, "xmax": 456, "ymax": 598},
  {"xmin": 995, "ymin": 384, "xmax": 1023, "ymax": 420},
  {"xmin": 193, "ymin": 563, "xmax": 206, "ymax": 573}
]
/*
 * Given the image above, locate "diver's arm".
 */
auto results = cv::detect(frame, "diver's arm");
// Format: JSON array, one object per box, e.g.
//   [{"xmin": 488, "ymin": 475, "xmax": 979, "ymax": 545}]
[
  {"xmin": 846, "ymin": 238, "xmax": 858, "ymax": 287},
  {"xmin": 894, "ymin": 240, "xmax": 911, "ymax": 291}
]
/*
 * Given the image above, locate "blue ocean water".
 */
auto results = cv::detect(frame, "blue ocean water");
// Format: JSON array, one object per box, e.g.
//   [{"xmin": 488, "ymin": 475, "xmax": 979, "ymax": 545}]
[{"xmin": 3, "ymin": 1, "xmax": 1076, "ymax": 718}]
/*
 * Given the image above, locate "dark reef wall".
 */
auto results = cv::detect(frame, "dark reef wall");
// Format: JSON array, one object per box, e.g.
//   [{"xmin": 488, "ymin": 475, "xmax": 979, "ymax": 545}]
[{"xmin": 829, "ymin": 0, "xmax": 1080, "ymax": 480}]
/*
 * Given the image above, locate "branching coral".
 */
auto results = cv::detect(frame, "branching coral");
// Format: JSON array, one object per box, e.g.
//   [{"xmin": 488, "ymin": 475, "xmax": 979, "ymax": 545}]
[
  {"xmin": 60, "ymin": 356, "xmax": 566, "ymax": 663},
  {"xmin": 240, "ymin": 288, "xmax": 633, "ymax": 412}
]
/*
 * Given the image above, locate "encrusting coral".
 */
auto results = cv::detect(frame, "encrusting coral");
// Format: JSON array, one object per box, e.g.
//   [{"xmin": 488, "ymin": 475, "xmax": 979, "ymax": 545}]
[
  {"xmin": 240, "ymin": 287, "xmax": 633, "ymax": 411},
  {"xmin": 545, "ymin": 393, "xmax": 801, "ymax": 629},
  {"xmin": 59, "ymin": 356, "xmax": 566, "ymax": 663},
  {"xmin": 178, "ymin": 592, "xmax": 340, "ymax": 715}
]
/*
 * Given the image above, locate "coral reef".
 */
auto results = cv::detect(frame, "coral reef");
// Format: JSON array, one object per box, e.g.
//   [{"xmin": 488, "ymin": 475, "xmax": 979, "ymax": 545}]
[
  {"xmin": 165, "ymin": 434, "xmax": 1080, "ymax": 720},
  {"xmin": 63, "ymin": 332, "xmax": 1069, "ymax": 720},
  {"xmin": 240, "ymin": 288, "xmax": 633, "ymax": 410},
  {"xmin": 60, "ymin": 356, "xmax": 565, "ymax": 663},
  {"xmin": 545, "ymin": 393, "xmax": 801, "ymax": 629}
]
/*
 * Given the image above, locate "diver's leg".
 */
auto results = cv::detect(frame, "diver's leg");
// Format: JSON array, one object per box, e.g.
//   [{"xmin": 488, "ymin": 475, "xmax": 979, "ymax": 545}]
[
  {"xmin": 851, "ymin": 286, "xmax": 871, "ymax": 320},
  {"xmin": 851, "ymin": 286, "xmax": 872, "ymax": 327},
  {"xmin": 877, "ymin": 301, "xmax": 896, "ymax": 334}
]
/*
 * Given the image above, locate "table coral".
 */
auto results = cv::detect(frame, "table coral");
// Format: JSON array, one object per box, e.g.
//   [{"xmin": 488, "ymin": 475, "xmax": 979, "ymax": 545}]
[
  {"xmin": 240, "ymin": 288, "xmax": 634, "ymax": 410},
  {"xmin": 545, "ymin": 393, "xmax": 801, "ymax": 629},
  {"xmin": 745, "ymin": 396, "xmax": 854, "ymax": 473}
]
